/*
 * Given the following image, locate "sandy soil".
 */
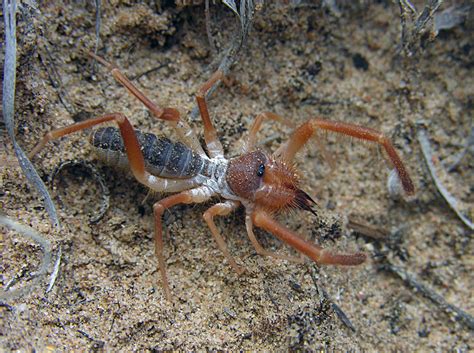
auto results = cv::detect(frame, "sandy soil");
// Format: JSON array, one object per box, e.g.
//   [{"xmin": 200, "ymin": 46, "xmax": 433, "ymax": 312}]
[{"xmin": 1, "ymin": 1, "xmax": 473, "ymax": 351}]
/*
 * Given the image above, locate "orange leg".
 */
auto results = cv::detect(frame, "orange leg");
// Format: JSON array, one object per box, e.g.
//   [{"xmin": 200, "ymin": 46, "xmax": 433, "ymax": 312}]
[
  {"xmin": 280, "ymin": 118, "xmax": 415, "ymax": 195},
  {"xmin": 203, "ymin": 200, "xmax": 244, "ymax": 274},
  {"xmin": 245, "ymin": 214, "xmax": 304, "ymax": 263},
  {"xmin": 244, "ymin": 111, "xmax": 294, "ymax": 153},
  {"xmin": 196, "ymin": 70, "xmax": 225, "ymax": 157},
  {"xmin": 245, "ymin": 113, "xmax": 335, "ymax": 195},
  {"xmin": 153, "ymin": 186, "xmax": 214, "ymax": 301},
  {"xmin": 252, "ymin": 210, "xmax": 367, "ymax": 266},
  {"xmin": 312, "ymin": 134, "xmax": 337, "ymax": 195},
  {"xmin": 90, "ymin": 53, "xmax": 179, "ymax": 122},
  {"xmin": 29, "ymin": 113, "xmax": 195, "ymax": 192},
  {"xmin": 90, "ymin": 53, "xmax": 206, "ymax": 155}
]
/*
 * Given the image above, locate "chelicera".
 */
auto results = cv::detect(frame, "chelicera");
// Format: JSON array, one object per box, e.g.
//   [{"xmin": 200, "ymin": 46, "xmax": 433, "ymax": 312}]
[{"xmin": 30, "ymin": 53, "xmax": 415, "ymax": 301}]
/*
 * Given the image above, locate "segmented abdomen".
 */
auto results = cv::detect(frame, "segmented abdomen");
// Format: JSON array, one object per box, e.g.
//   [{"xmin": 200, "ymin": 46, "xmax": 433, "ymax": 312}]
[{"xmin": 90, "ymin": 127, "xmax": 204, "ymax": 178}]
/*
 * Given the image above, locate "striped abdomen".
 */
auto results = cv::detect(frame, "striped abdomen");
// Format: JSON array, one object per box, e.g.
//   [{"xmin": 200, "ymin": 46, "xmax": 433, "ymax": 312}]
[{"xmin": 90, "ymin": 127, "xmax": 204, "ymax": 178}]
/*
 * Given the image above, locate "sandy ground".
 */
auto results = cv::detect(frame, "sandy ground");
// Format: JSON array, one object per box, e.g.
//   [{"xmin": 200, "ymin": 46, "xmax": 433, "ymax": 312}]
[{"xmin": 1, "ymin": 1, "xmax": 473, "ymax": 351}]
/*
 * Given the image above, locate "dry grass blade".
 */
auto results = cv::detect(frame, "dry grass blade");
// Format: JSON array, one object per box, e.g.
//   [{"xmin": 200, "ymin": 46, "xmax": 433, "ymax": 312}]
[
  {"xmin": 94, "ymin": 0, "xmax": 101, "ymax": 55},
  {"xmin": 222, "ymin": 0, "xmax": 239, "ymax": 16},
  {"xmin": 0, "ymin": 214, "xmax": 52, "ymax": 300},
  {"xmin": 46, "ymin": 246, "xmax": 61, "ymax": 293},
  {"xmin": 2, "ymin": 0, "xmax": 59, "ymax": 227},
  {"xmin": 415, "ymin": 0, "xmax": 443, "ymax": 33},
  {"xmin": 39, "ymin": 45, "xmax": 76, "ymax": 115},
  {"xmin": 417, "ymin": 128, "xmax": 473, "ymax": 230}
]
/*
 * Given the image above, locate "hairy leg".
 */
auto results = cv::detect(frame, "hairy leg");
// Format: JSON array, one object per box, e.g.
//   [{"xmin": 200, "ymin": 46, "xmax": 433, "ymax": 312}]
[
  {"xmin": 90, "ymin": 53, "xmax": 206, "ymax": 155},
  {"xmin": 203, "ymin": 200, "xmax": 244, "ymax": 274},
  {"xmin": 245, "ymin": 214, "xmax": 304, "ymax": 263},
  {"xmin": 153, "ymin": 186, "xmax": 215, "ymax": 301},
  {"xmin": 280, "ymin": 118, "xmax": 415, "ymax": 195},
  {"xmin": 195, "ymin": 70, "xmax": 225, "ymax": 157},
  {"xmin": 244, "ymin": 111, "xmax": 294, "ymax": 153},
  {"xmin": 252, "ymin": 210, "xmax": 367, "ymax": 266},
  {"xmin": 244, "ymin": 112, "xmax": 335, "ymax": 194}
]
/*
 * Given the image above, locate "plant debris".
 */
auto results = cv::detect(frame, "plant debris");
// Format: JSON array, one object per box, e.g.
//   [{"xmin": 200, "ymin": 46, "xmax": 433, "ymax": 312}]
[
  {"xmin": 0, "ymin": 214, "xmax": 52, "ymax": 301},
  {"xmin": 381, "ymin": 262, "xmax": 474, "ymax": 331},
  {"xmin": 397, "ymin": 0, "xmax": 444, "ymax": 56},
  {"xmin": 417, "ymin": 127, "xmax": 473, "ymax": 230},
  {"xmin": 46, "ymin": 246, "xmax": 61, "ymax": 294},
  {"xmin": 2, "ymin": 0, "xmax": 59, "ymax": 227}
]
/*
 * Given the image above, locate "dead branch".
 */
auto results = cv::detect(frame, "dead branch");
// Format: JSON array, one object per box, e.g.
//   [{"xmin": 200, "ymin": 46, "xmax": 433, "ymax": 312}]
[{"xmin": 381, "ymin": 262, "xmax": 474, "ymax": 331}]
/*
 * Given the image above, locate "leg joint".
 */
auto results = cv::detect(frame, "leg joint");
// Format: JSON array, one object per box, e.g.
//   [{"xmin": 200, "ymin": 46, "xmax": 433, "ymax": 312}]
[
  {"xmin": 251, "ymin": 211, "xmax": 263, "ymax": 226},
  {"xmin": 203, "ymin": 210, "xmax": 213, "ymax": 222},
  {"xmin": 112, "ymin": 113, "xmax": 126, "ymax": 124},
  {"xmin": 153, "ymin": 203, "xmax": 166, "ymax": 216}
]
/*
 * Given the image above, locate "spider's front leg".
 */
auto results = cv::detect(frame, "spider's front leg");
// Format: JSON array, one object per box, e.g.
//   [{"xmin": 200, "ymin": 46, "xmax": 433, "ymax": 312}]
[
  {"xmin": 245, "ymin": 213, "xmax": 304, "ymax": 263},
  {"xmin": 279, "ymin": 118, "xmax": 415, "ymax": 195},
  {"xmin": 244, "ymin": 111, "xmax": 294, "ymax": 152},
  {"xmin": 251, "ymin": 210, "xmax": 366, "ymax": 266}
]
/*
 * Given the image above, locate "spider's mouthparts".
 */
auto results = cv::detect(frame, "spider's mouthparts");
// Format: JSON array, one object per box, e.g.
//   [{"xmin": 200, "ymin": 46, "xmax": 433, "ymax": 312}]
[{"xmin": 294, "ymin": 189, "xmax": 318, "ymax": 217}]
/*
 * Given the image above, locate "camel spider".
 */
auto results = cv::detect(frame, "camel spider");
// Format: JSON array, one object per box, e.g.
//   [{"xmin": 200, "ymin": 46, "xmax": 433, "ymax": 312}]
[{"xmin": 30, "ymin": 53, "xmax": 415, "ymax": 300}]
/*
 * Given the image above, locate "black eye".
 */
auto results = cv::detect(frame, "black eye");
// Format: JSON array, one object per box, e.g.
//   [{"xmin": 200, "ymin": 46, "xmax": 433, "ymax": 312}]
[{"xmin": 257, "ymin": 163, "xmax": 265, "ymax": 177}]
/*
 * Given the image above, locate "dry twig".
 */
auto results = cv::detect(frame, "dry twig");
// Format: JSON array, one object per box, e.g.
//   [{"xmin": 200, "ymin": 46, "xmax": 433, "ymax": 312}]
[
  {"xmin": 381, "ymin": 262, "xmax": 474, "ymax": 331},
  {"xmin": 397, "ymin": 0, "xmax": 444, "ymax": 56},
  {"xmin": 348, "ymin": 218, "xmax": 473, "ymax": 330}
]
